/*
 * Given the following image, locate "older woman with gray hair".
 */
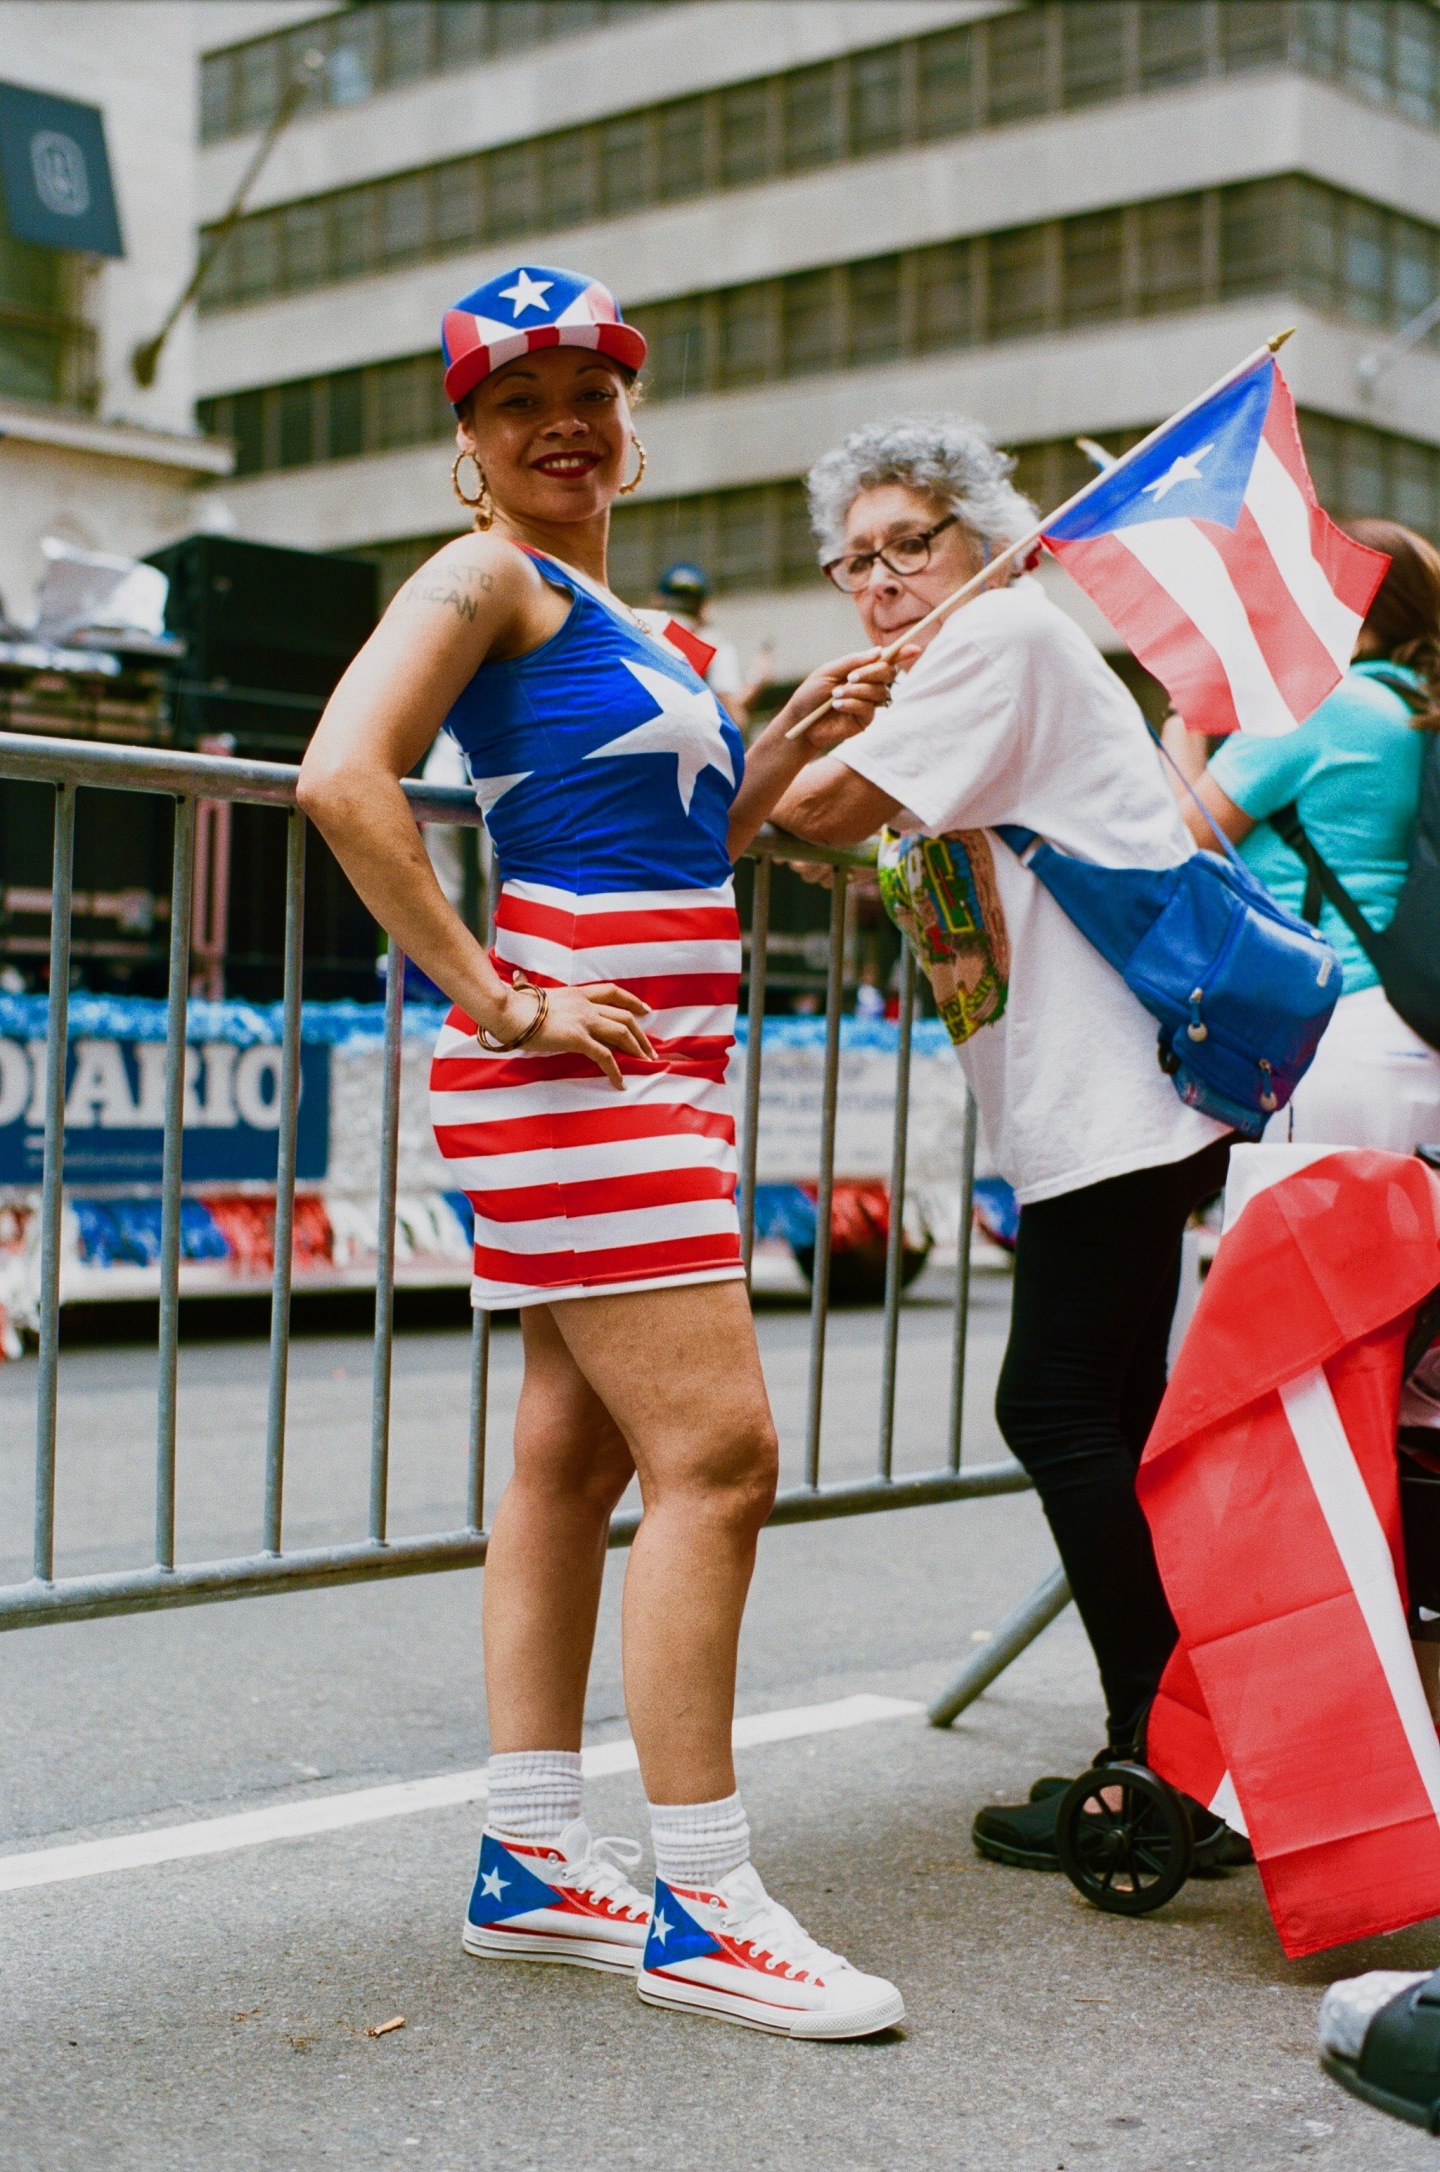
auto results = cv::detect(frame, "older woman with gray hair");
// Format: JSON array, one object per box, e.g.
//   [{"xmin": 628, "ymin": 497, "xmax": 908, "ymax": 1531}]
[{"xmin": 773, "ymin": 415, "xmax": 1247, "ymax": 1873}]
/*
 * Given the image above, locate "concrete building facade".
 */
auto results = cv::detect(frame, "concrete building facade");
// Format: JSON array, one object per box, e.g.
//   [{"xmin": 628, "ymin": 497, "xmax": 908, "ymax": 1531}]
[
  {"xmin": 0, "ymin": 0, "xmax": 317, "ymax": 626},
  {"xmin": 4, "ymin": 1, "xmax": 1439, "ymax": 681},
  {"xmin": 187, "ymin": 0, "xmax": 1440, "ymax": 686}
]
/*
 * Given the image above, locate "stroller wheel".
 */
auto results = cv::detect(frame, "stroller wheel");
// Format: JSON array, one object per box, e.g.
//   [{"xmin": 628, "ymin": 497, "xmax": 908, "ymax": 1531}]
[{"xmin": 1055, "ymin": 1760, "xmax": 1194, "ymax": 1916}]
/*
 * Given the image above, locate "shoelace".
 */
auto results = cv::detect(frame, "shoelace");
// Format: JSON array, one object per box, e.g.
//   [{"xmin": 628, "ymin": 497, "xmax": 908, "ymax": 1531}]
[
  {"xmin": 718, "ymin": 1893, "xmax": 846, "ymax": 1980},
  {"xmin": 556, "ymin": 1835, "xmax": 648, "ymax": 1919}
]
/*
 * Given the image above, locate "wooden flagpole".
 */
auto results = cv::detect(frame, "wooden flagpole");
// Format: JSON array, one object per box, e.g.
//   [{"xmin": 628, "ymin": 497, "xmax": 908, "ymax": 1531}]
[{"xmin": 784, "ymin": 326, "xmax": 1296, "ymax": 740}]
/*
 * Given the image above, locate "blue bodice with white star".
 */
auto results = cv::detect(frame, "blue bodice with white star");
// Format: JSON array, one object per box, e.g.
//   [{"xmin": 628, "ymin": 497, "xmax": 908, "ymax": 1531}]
[{"xmin": 441, "ymin": 549, "xmax": 744, "ymax": 894}]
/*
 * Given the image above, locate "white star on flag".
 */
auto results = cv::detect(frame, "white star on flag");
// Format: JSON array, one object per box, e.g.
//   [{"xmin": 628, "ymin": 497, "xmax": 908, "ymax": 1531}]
[
  {"xmin": 1142, "ymin": 443, "xmax": 1215, "ymax": 503},
  {"xmin": 479, "ymin": 1867, "xmax": 508, "ymax": 1900},
  {"xmin": 586, "ymin": 660, "xmax": 735, "ymax": 816},
  {"xmin": 651, "ymin": 1908, "xmax": 671, "ymax": 1945},
  {"xmin": 499, "ymin": 270, "xmax": 553, "ymax": 318},
  {"xmin": 470, "ymin": 770, "xmax": 532, "ymax": 816}
]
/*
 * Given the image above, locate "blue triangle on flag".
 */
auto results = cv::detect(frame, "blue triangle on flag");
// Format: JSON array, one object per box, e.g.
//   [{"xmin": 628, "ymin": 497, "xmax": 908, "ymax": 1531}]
[
  {"xmin": 1046, "ymin": 356, "xmax": 1274, "ymax": 541},
  {"xmin": 643, "ymin": 1879, "xmax": 723, "ymax": 1970},
  {"xmin": 467, "ymin": 1832, "xmax": 559, "ymax": 1925}
]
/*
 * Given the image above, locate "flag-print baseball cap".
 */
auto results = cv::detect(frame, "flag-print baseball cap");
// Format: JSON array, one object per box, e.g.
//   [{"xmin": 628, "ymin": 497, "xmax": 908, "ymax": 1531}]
[{"xmin": 441, "ymin": 264, "xmax": 647, "ymax": 407}]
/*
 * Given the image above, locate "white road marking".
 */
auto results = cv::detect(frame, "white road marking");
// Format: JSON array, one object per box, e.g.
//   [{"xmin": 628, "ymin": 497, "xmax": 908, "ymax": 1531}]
[{"xmin": 0, "ymin": 1693, "xmax": 919, "ymax": 1896}]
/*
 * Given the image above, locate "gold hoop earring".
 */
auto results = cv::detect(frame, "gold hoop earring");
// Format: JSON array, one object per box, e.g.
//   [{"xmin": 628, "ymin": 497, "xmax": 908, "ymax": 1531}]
[
  {"xmin": 617, "ymin": 438, "xmax": 647, "ymax": 497},
  {"xmin": 451, "ymin": 448, "xmax": 494, "ymax": 531}
]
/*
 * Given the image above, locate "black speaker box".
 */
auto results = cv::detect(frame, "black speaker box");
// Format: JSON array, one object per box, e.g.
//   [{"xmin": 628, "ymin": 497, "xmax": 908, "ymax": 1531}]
[{"xmin": 145, "ymin": 533, "xmax": 378, "ymax": 754}]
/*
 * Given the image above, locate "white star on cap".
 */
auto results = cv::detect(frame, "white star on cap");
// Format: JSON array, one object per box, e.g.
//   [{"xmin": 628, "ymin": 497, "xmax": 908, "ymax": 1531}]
[
  {"xmin": 498, "ymin": 270, "xmax": 553, "ymax": 319},
  {"xmin": 479, "ymin": 1867, "xmax": 508, "ymax": 1900},
  {"xmin": 586, "ymin": 660, "xmax": 735, "ymax": 817},
  {"xmin": 651, "ymin": 1908, "xmax": 672, "ymax": 1945},
  {"xmin": 1142, "ymin": 442, "xmax": 1215, "ymax": 503}
]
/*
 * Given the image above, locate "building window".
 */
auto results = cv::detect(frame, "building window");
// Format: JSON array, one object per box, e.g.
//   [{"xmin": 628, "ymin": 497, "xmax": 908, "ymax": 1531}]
[
  {"xmin": 0, "ymin": 232, "xmax": 96, "ymax": 409},
  {"xmin": 1138, "ymin": 0, "xmax": 1212, "ymax": 89},
  {"xmin": 197, "ymin": 174, "xmax": 1440, "ymax": 480},
  {"xmin": 199, "ymin": 1, "xmax": 670, "ymax": 143},
  {"xmin": 198, "ymin": 5, "xmax": 1440, "ymax": 317},
  {"xmin": 1063, "ymin": 2, "xmax": 1130, "ymax": 107},
  {"xmin": 988, "ymin": 226, "xmax": 1054, "ymax": 340},
  {"xmin": 1063, "ymin": 210, "xmax": 1126, "ymax": 324},
  {"xmin": 987, "ymin": 7, "xmax": 1056, "ymax": 123}
]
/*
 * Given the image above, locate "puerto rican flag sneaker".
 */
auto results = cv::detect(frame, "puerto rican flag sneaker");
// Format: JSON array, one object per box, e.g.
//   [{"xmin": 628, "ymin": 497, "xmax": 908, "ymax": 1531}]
[
  {"xmin": 637, "ymin": 1863, "xmax": 904, "ymax": 2037},
  {"xmin": 463, "ymin": 1821, "xmax": 650, "ymax": 1973}
]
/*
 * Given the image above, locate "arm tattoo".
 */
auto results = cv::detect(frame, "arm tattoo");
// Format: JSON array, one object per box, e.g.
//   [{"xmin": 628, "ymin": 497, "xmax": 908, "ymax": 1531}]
[{"xmin": 399, "ymin": 562, "xmax": 495, "ymax": 621}]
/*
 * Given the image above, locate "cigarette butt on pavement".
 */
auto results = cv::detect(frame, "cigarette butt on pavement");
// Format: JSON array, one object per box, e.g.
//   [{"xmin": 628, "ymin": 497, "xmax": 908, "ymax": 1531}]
[{"xmin": 367, "ymin": 2016, "xmax": 405, "ymax": 2038}]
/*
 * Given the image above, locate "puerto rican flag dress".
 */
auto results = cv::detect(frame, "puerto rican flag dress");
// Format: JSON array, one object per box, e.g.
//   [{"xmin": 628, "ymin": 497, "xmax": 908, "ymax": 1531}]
[{"xmin": 428, "ymin": 550, "xmax": 748, "ymax": 1310}]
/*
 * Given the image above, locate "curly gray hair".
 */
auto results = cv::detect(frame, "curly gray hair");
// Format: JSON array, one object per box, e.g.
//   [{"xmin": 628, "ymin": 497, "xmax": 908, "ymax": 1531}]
[{"xmin": 806, "ymin": 414, "xmax": 1036, "ymax": 563}]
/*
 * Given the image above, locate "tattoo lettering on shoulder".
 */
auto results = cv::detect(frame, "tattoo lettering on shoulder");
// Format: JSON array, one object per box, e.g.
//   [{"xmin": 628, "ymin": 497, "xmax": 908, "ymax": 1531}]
[{"xmin": 399, "ymin": 560, "xmax": 496, "ymax": 622}]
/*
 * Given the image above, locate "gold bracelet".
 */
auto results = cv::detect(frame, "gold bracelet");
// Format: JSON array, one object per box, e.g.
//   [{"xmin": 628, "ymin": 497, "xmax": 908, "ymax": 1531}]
[{"xmin": 476, "ymin": 982, "xmax": 548, "ymax": 1052}]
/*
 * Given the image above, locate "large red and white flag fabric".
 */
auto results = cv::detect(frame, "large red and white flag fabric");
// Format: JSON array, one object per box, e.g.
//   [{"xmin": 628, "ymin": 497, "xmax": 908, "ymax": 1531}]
[
  {"xmin": 1138, "ymin": 1149, "xmax": 1440, "ymax": 1958},
  {"xmin": 1043, "ymin": 355, "xmax": 1389, "ymax": 737}
]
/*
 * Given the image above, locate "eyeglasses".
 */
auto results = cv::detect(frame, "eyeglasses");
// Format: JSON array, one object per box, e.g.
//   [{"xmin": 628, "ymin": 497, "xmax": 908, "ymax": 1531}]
[{"xmin": 822, "ymin": 514, "xmax": 960, "ymax": 594}]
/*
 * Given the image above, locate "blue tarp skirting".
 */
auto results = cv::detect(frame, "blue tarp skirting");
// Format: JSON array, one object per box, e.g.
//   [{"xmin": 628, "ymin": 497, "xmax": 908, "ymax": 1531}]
[{"xmin": 0, "ymin": 995, "xmax": 956, "ymax": 1056}]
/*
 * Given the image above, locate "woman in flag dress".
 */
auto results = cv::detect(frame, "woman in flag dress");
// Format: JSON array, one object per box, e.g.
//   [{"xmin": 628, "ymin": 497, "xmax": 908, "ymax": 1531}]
[{"xmin": 298, "ymin": 265, "xmax": 906, "ymax": 2038}]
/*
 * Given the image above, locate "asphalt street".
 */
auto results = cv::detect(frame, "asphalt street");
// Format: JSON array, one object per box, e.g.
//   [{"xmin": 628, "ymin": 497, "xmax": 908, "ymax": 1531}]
[{"xmin": 1, "ymin": 1272, "xmax": 1437, "ymax": 2172}]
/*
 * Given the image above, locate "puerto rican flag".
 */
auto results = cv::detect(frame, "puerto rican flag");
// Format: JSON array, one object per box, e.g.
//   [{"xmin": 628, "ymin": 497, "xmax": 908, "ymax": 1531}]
[
  {"xmin": 1138, "ymin": 1148, "xmax": 1440, "ymax": 1957},
  {"xmin": 1044, "ymin": 355, "xmax": 1390, "ymax": 736}
]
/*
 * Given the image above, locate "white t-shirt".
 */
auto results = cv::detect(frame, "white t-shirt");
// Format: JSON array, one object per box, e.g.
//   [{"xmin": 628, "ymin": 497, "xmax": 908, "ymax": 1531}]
[{"xmin": 837, "ymin": 577, "xmax": 1226, "ymax": 1203}]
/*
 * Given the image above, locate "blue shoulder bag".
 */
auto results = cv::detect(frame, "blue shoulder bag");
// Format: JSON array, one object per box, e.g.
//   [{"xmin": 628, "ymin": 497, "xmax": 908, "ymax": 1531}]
[{"xmin": 995, "ymin": 768, "xmax": 1342, "ymax": 1141}]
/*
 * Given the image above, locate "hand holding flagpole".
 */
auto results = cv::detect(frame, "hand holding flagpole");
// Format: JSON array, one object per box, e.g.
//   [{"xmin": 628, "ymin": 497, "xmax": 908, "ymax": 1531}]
[{"xmin": 784, "ymin": 327, "xmax": 1297, "ymax": 742}]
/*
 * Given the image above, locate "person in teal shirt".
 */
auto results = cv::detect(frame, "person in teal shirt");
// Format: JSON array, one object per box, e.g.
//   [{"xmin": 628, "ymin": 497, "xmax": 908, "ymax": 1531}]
[
  {"xmin": 1207, "ymin": 659, "xmax": 1424, "ymax": 994},
  {"xmin": 1164, "ymin": 516, "xmax": 1440, "ymax": 1152}
]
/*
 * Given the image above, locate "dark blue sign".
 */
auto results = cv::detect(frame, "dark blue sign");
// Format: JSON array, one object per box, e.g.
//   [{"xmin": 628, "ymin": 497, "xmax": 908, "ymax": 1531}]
[
  {"xmin": 0, "ymin": 81, "xmax": 123, "ymax": 256},
  {"xmin": 0, "ymin": 1038, "xmax": 329, "ymax": 1185}
]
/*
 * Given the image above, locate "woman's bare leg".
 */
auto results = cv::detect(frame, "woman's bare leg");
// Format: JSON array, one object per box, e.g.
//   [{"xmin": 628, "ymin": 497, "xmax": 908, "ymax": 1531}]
[
  {"xmin": 482, "ymin": 1303, "xmax": 636, "ymax": 1753},
  {"xmin": 545, "ymin": 1278, "xmax": 779, "ymax": 1804}
]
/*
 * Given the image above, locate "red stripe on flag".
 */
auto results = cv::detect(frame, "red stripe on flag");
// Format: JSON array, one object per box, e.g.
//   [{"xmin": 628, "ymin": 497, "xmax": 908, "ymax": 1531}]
[
  {"xmin": 494, "ymin": 894, "xmax": 741, "ymax": 946},
  {"xmin": 472, "ymin": 1230, "xmax": 743, "ymax": 1289},
  {"xmin": 1147, "ymin": 1364, "xmax": 1440, "ymax": 1955},
  {"xmin": 433, "ymin": 1101, "xmax": 736, "ymax": 1160},
  {"xmin": 1145, "ymin": 1644, "xmax": 1228, "ymax": 1814},
  {"xmin": 471, "ymin": 1165, "xmax": 736, "ymax": 1224},
  {"xmin": 1046, "ymin": 532, "xmax": 1243, "ymax": 734},
  {"xmin": 1205, "ymin": 504, "xmax": 1342, "ymax": 725},
  {"xmin": 1262, "ymin": 372, "xmax": 1390, "ymax": 619},
  {"xmin": 1141, "ymin": 1153, "xmax": 1440, "ymax": 1955}
]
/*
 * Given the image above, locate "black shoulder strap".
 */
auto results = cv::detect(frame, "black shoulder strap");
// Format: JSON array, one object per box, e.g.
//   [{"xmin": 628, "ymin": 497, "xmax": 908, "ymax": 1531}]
[
  {"xmin": 1268, "ymin": 801, "xmax": 1385, "ymax": 967},
  {"xmin": 1366, "ymin": 663, "xmax": 1429, "ymax": 714}
]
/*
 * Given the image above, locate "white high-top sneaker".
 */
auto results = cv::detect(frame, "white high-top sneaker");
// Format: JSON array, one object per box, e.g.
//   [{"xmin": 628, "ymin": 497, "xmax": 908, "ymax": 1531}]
[
  {"xmin": 636, "ymin": 1862, "xmax": 904, "ymax": 2038},
  {"xmin": 463, "ymin": 1819, "xmax": 650, "ymax": 1973}
]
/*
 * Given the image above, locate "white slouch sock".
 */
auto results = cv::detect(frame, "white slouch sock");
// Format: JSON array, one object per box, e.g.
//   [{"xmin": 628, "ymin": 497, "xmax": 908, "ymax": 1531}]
[
  {"xmin": 486, "ymin": 1750, "xmax": 583, "ymax": 1843},
  {"xmin": 648, "ymin": 1791, "xmax": 751, "ymax": 1889}
]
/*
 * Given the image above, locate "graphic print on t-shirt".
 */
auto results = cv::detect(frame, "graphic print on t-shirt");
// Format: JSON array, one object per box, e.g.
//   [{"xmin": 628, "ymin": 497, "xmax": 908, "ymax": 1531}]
[{"xmin": 877, "ymin": 827, "xmax": 1010, "ymax": 1044}]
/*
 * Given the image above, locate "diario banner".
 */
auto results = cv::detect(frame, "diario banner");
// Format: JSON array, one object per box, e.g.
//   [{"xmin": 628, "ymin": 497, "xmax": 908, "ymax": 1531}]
[{"xmin": 0, "ymin": 1038, "xmax": 330, "ymax": 1184}]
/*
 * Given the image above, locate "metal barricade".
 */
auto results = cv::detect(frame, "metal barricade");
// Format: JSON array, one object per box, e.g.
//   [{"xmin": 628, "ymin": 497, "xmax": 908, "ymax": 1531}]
[{"xmin": 0, "ymin": 729, "xmax": 1065, "ymax": 1705}]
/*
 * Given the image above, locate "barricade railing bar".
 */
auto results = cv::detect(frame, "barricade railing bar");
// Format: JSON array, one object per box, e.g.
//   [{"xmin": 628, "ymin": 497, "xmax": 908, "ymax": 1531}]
[{"xmin": 0, "ymin": 728, "xmax": 1041, "ymax": 1639}]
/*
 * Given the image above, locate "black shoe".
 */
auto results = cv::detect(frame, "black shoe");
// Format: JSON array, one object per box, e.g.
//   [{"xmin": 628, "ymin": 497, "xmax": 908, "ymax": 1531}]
[
  {"xmin": 975, "ymin": 1762, "xmax": 1254, "ymax": 1873},
  {"xmin": 1028, "ymin": 1776, "xmax": 1072, "ymax": 1804},
  {"xmin": 1189, "ymin": 1804, "xmax": 1255, "ymax": 1870},
  {"xmin": 972, "ymin": 1787, "xmax": 1065, "ymax": 1870}
]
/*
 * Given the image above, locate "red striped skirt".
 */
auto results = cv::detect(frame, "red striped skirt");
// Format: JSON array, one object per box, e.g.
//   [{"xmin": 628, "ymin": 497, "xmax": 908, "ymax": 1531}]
[{"xmin": 429, "ymin": 877, "xmax": 746, "ymax": 1309}]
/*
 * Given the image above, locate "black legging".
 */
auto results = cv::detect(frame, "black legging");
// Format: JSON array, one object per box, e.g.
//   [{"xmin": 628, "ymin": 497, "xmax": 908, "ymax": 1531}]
[{"xmin": 995, "ymin": 1136, "xmax": 1232, "ymax": 1749}]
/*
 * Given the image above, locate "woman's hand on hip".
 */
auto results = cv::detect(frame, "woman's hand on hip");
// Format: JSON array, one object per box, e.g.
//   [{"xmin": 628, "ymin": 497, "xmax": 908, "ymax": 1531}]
[
  {"xmin": 777, "ymin": 645, "xmax": 919, "ymax": 755},
  {"xmin": 489, "ymin": 981, "xmax": 656, "ymax": 1092}
]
